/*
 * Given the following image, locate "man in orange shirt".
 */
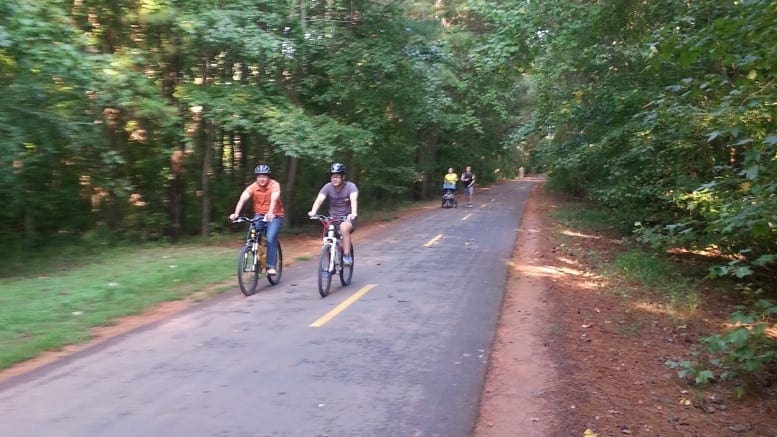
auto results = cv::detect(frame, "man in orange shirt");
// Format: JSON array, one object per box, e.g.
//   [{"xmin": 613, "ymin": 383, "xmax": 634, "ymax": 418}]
[{"xmin": 229, "ymin": 164, "xmax": 284, "ymax": 276}]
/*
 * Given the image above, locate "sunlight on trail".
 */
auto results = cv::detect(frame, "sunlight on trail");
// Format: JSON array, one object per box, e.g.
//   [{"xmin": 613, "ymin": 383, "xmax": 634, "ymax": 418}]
[
  {"xmin": 561, "ymin": 230, "xmax": 601, "ymax": 239},
  {"xmin": 515, "ymin": 262, "xmax": 604, "ymax": 293}
]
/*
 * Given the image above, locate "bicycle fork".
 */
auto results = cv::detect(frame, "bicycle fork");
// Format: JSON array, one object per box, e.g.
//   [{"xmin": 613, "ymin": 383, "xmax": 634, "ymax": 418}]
[{"xmin": 323, "ymin": 238, "xmax": 341, "ymax": 274}]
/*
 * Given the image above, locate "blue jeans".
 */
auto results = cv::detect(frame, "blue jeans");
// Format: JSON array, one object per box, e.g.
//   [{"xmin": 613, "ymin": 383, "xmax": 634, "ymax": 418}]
[{"xmin": 253, "ymin": 216, "xmax": 282, "ymax": 269}]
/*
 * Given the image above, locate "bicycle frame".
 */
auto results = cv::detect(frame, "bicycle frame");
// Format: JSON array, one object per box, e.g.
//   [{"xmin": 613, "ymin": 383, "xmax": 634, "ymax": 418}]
[
  {"xmin": 242, "ymin": 217, "xmax": 266, "ymax": 266},
  {"xmin": 319, "ymin": 218, "xmax": 342, "ymax": 273}
]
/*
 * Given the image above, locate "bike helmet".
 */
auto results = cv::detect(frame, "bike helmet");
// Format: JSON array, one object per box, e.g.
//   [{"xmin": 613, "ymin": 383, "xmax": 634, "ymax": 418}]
[
  {"xmin": 329, "ymin": 162, "xmax": 346, "ymax": 174},
  {"xmin": 254, "ymin": 164, "xmax": 271, "ymax": 175}
]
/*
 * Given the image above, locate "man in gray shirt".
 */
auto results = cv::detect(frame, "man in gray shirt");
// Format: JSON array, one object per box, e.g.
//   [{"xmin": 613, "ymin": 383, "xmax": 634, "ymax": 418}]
[{"xmin": 307, "ymin": 162, "xmax": 359, "ymax": 265}]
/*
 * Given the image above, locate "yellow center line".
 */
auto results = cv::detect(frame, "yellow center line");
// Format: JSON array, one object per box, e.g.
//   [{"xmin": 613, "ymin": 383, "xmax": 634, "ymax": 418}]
[
  {"xmin": 461, "ymin": 214, "xmax": 472, "ymax": 221},
  {"xmin": 309, "ymin": 284, "xmax": 377, "ymax": 327},
  {"xmin": 423, "ymin": 234, "xmax": 444, "ymax": 247}
]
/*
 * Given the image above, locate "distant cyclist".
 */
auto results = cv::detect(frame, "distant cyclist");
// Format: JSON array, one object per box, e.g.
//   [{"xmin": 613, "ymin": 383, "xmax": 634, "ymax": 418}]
[
  {"xmin": 229, "ymin": 164, "xmax": 284, "ymax": 276},
  {"xmin": 307, "ymin": 163, "xmax": 359, "ymax": 266},
  {"xmin": 460, "ymin": 165, "xmax": 475, "ymax": 207}
]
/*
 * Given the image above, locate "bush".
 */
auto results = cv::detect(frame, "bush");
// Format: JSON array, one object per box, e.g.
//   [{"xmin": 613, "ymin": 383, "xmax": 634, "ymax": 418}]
[{"xmin": 667, "ymin": 299, "xmax": 777, "ymax": 395}]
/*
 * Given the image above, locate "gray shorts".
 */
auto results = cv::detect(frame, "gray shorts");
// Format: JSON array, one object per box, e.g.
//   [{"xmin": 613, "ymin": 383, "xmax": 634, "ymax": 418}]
[{"xmin": 335, "ymin": 217, "xmax": 357, "ymax": 233}]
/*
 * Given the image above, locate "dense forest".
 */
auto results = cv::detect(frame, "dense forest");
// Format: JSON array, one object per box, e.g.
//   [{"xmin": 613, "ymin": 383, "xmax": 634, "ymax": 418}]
[{"xmin": 2, "ymin": 0, "xmax": 775, "ymax": 281}]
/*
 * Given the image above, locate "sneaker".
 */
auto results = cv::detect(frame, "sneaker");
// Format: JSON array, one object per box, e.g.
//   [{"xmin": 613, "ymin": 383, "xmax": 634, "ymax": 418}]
[
  {"xmin": 267, "ymin": 268, "xmax": 277, "ymax": 275},
  {"xmin": 343, "ymin": 255, "xmax": 353, "ymax": 266}
]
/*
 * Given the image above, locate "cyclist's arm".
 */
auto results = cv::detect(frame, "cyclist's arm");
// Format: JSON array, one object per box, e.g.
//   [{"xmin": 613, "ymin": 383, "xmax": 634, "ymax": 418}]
[
  {"xmin": 229, "ymin": 189, "xmax": 251, "ymax": 220},
  {"xmin": 266, "ymin": 191, "xmax": 280, "ymax": 219},
  {"xmin": 308, "ymin": 192, "xmax": 327, "ymax": 217},
  {"xmin": 348, "ymin": 190, "xmax": 358, "ymax": 220},
  {"xmin": 266, "ymin": 181, "xmax": 281, "ymax": 219}
]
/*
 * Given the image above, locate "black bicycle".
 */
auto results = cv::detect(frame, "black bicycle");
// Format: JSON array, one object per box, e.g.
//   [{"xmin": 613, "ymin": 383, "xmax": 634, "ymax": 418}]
[
  {"xmin": 232, "ymin": 216, "xmax": 283, "ymax": 296},
  {"xmin": 311, "ymin": 215, "xmax": 354, "ymax": 297}
]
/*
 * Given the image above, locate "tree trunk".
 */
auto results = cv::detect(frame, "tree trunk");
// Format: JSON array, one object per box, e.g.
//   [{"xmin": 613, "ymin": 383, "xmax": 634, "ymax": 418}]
[
  {"xmin": 200, "ymin": 120, "xmax": 214, "ymax": 237},
  {"xmin": 283, "ymin": 156, "xmax": 299, "ymax": 225},
  {"xmin": 168, "ymin": 149, "xmax": 184, "ymax": 242},
  {"xmin": 414, "ymin": 124, "xmax": 439, "ymax": 200}
]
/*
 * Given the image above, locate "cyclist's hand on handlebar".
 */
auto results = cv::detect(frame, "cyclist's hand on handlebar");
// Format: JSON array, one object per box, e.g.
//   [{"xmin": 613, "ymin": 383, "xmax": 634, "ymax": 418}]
[
  {"xmin": 347, "ymin": 213, "xmax": 357, "ymax": 221},
  {"xmin": 307, "ymin": 210, "xmax": 316, "ymax": 218},
  {"xmin": 229, "ymin": 213, "xmax": 238, "ymax": 221}
]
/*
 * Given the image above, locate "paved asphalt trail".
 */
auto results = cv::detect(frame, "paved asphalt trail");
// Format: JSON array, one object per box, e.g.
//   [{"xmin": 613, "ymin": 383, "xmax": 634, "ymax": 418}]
[{"xmin": 0, "ymin": 179, "xmax": 534, "ymax": 437}]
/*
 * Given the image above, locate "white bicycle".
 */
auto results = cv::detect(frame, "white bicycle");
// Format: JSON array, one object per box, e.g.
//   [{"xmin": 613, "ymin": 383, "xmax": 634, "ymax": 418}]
[{"xmin": 311, "ymin": 215, "xmax": 354, "ymax": 297}]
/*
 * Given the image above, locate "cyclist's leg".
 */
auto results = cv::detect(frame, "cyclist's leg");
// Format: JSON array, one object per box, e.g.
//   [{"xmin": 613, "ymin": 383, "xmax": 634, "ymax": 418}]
[
  {"xmin": 339, "ymin": 218, "xmax": 357, "ymax": 256},
  {"xmin": 252, "ymin": 218, "xmax": 268, "ymax": 267},
  {"xmin": 265, "ymin": 217, "xmax": 282, "ymax": 271}
]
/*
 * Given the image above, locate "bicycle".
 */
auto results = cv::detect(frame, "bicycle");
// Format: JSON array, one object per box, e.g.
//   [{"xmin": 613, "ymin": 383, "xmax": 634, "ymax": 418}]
[
  {"xmin": 232, "ymin": 215, "xmax": 283, "ymax": 296},
  {"xmin": 311, "ymin": 215, "xmax": 354, "ymax": 297}
]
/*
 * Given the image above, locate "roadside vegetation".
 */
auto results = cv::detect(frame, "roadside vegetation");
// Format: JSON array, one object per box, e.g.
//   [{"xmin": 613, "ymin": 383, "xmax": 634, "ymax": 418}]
[{"xmin": 549, "ymin": 195, "xmax": 776, "ymax": 398}]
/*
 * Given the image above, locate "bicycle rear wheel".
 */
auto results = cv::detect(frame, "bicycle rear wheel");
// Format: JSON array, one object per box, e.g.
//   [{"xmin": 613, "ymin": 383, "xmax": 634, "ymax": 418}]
[
  {"xmin": 237, "ymin": 245, "xmax": 259, "ymax": 296},
  {"xmin": 318, "ymin": 244, "xmax": 333, "ymax": 297},
  {"xmin": 339, "ymin": 246, "xmax": 354, "ymax": 286},
  {"xmin": 267, "ymin": 240, "xmax": 283, "ymax": 285}
]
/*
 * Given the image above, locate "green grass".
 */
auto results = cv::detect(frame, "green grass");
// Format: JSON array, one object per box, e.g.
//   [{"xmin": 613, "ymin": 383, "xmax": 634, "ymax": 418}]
[
  {"xmin": 610, "ymin": 249, "xmax": 699, "ymax": 313},
  {"xmin": 0, "ymin": 242, "xmax": 237, "ymax": 369},
  {"xmin": 551, "ymin": 203, "xmax": 702, "ymax": 315},
  {"xmin": 549, "ymin": 206, "xmax": 615, "ymax": 232}
]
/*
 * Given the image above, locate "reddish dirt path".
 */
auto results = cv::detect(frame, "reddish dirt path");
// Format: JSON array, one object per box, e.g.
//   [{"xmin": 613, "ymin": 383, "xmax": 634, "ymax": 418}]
[{"xmin": 473, "ymin": 180, "xmax": 555, "ymax": 436}]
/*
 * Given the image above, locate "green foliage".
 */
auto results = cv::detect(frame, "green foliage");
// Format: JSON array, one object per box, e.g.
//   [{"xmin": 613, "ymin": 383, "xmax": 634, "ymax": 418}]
[
  {"xmin": 526, "ymin": 0, "xmax": 777, "ymax": 279},
  {"xmin": 1, "ymin": 0, "xmax": 534, "ymax": 251},
  {"xmin": 667, "ymin": 299, "xmax": 777, "ymax": 392}
]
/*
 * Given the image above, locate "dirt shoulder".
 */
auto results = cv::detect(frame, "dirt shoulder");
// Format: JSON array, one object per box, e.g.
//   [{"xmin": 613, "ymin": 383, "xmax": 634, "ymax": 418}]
[{"xmin": 473, "ymin": 179, "xmax": 556, "ymax": 436}]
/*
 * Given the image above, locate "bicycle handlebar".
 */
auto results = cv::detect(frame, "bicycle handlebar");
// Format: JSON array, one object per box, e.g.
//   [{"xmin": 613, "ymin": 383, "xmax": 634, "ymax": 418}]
[
  {"xmin": 310, "ymin": 214, "xmax": 350, "ymax": 224},
  {"xmin": 232, "ymin": 215, "xmax": 268, "ymax": 224}
]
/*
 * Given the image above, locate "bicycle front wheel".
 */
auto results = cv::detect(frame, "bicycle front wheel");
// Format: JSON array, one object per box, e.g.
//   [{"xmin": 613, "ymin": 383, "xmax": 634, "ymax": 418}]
[
  {"xmin": 267, "ymin": 240, "xmax": 283, "ymax": 285},
  {"xmin": 339, "ymin": 245, "xmax": 354, "ymax": 286},
  {"xmin": 318, "ymin": 244, "xmax": 333, "ymax": 297},
  {"xmin": 237, "ymin": 245, "xmax": 259, "ymax": 296}
]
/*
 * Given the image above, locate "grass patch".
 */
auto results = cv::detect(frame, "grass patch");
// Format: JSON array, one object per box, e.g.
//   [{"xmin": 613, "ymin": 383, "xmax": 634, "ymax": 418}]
[
  {"xmin": 612, "ymin": 250, "xmax": 684, "ymax": 288},
  {"xmin": 549, "ymin": 206, "xmax": 617, "ymax": 233},
  {"xmin": 0, "ymin": 243, "xmax": 237, "ymax": 369},
  {"xmin": 610, "ymin": 249, "xmax": 700, "ymax": 314},
  {"xmin": 549, "ymin": 202, "xmax": 702, "ymax": 316}
]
